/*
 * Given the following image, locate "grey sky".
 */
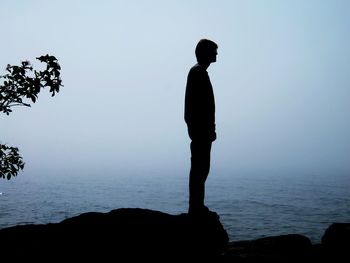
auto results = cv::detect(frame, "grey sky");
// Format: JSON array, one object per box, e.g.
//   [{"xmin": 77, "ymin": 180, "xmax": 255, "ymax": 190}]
[{"xmin": 1, "ymin": 0, "xmax": 349, "ymax": 178}]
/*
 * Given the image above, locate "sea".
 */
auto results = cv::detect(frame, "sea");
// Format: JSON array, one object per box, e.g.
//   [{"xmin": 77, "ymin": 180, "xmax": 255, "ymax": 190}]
[{"xmin": 1, "ymin": 171, "xmax": 349, "ymax": 244}]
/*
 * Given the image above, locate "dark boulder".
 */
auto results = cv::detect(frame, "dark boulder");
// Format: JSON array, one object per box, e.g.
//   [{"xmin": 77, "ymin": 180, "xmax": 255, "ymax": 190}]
[
  {"xmin": 0, "ymin": 208, "xmax": 228, "ymax": 261},
  {"xmin": 322, "ymin": 223, "xmax": 350, "ymax": 249},
  {"xmin": 321, "ymin": 223, "xmax": 350, "ymax": 261},
  {"xmin": 222, "ymin": 234, "xmax": 313, "ymax": 262}
]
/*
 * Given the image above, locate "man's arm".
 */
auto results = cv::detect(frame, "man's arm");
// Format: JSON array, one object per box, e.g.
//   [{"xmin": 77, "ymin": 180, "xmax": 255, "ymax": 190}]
[{"xmin": 185, "ymin": 68, "xmax": 216, "ymax": 141}]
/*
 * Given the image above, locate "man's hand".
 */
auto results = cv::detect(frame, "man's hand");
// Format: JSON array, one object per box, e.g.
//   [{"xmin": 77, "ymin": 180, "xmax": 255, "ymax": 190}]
[{"xmin": 211, "ymin": 131, "xmax": 217, "ymax": 142}]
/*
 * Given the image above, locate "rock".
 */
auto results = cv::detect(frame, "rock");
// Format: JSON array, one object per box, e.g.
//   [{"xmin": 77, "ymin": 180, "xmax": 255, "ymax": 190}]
[
  {"xmin": 251, "ymin": 234, "xmax": 312, "ymax": 254},
  {"xmin": 222, "ymin": 224, "xmax": 350, "ymax": 262},
  {"xmin": 322, "ymin": 223, "xmax": 350, "ymax": 249},
  {"xmin": 2, "ymin": 210, "xmax": 349, "ymax": 262},
  {"xmin": 0, "ymin": 208, "xmax": 228, "ymax": 261},
  {"xmin": 321, "ymin": 223, "xmax": 350, "ymax": 261},
  {"xmin": 222, "ymin": 234, "xmax": 313, "ymax": 262}
]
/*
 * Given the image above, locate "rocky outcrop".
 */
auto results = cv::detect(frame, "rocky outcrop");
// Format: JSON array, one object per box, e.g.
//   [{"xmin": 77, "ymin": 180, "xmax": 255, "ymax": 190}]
[
  {"xmin": 222, "ymin": 234, "xmax": 314, "ymax": 262},
  {"xmin": 322, "ymin": 223, "xmax": 350, "ymax": 249},
  {"xmin": 1, "ymin": 209, "xmax": 349, "ymax": 262},
  {"xmin": 222, "ymin": 223, "xmax": 350, "ymax": 262},
  {"xmin": 321, "ymin": 223, "xmax": 350, "ymax": 262},
  {"xmin": 0, "ymin": 208, "xmax": 228, "ymax": 261}
]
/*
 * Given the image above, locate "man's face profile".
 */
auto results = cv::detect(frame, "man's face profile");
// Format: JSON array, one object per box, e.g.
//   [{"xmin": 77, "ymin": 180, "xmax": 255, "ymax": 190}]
[{"xmin": 210, "ymin": 48, "xmax": 218, "ymax": 63}]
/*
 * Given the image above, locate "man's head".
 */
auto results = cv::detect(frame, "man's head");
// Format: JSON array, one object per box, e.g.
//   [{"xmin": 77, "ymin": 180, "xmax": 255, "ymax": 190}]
[{"xmin": 195, "ymin": 39, "xmax": 218, "ymax": 65}]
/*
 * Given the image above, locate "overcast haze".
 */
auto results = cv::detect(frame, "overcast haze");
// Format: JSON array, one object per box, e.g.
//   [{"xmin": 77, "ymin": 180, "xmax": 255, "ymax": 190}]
[{"xmin": 1, "ymin": 0, "xmax": 349, "ymax": 179}]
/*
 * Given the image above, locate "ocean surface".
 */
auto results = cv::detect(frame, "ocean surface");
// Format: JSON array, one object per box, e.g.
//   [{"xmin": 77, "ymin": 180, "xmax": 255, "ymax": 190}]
[{"xmin": 1, "ymin": 171, "xmax": 349, "ymax": 244}]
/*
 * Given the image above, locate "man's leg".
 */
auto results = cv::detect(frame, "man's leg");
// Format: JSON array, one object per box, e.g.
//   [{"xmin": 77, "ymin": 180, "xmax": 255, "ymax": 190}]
[{"xmin": 188, "ymin": 140, "xmax": 212, "ymax": 214}]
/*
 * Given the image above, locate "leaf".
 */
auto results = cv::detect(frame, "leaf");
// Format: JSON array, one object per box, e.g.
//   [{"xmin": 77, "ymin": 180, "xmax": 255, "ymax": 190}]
[{"xmin": 30, "ymin": 95, "xmax": 36, "ymax": 103}]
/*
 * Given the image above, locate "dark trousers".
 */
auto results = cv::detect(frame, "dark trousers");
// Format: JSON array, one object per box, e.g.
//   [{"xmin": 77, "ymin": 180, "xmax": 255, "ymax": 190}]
[{"xmin": 189, "ymin": 140, "xmax": 212, "ymax": 211}]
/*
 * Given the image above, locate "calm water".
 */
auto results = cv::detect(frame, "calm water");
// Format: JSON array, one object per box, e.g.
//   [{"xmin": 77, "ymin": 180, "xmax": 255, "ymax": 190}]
[{"xmin": 1, "ymin": 171, "xmax": 349, "ymax": 244}]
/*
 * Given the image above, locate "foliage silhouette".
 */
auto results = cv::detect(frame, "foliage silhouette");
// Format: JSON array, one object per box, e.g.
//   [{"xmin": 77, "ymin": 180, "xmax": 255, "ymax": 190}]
[
  {"xmin": 0, "ymin": 144, "xmax": 24, "ymax": 180},
  {"xmin": 0, "ymin": 55, "xmax": 63, "ymax": 179}
]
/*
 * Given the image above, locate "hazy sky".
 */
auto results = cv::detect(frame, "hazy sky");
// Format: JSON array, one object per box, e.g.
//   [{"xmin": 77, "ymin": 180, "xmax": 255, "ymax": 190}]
[{"xmin": 1, "ymin": 0, "xmax": 349, "ymax": 179}]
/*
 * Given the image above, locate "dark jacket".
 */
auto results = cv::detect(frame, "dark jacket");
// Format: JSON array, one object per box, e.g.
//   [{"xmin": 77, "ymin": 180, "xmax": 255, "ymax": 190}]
[{"xmin": 184, "ymin": 64, "xmax": 216, "ymax": 141}]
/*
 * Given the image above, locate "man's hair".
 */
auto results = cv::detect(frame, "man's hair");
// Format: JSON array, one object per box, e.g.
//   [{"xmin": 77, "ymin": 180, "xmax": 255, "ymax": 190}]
[{"xmin": 195, "ymin": 39, "xmax": 218, "ymax": 63}]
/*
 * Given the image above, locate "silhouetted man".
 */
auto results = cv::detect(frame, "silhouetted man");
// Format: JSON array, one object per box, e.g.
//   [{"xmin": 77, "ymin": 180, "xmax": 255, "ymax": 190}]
[{"xmin": 185, "ymin": 39, "xmax": 218, "ymax": 215}]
